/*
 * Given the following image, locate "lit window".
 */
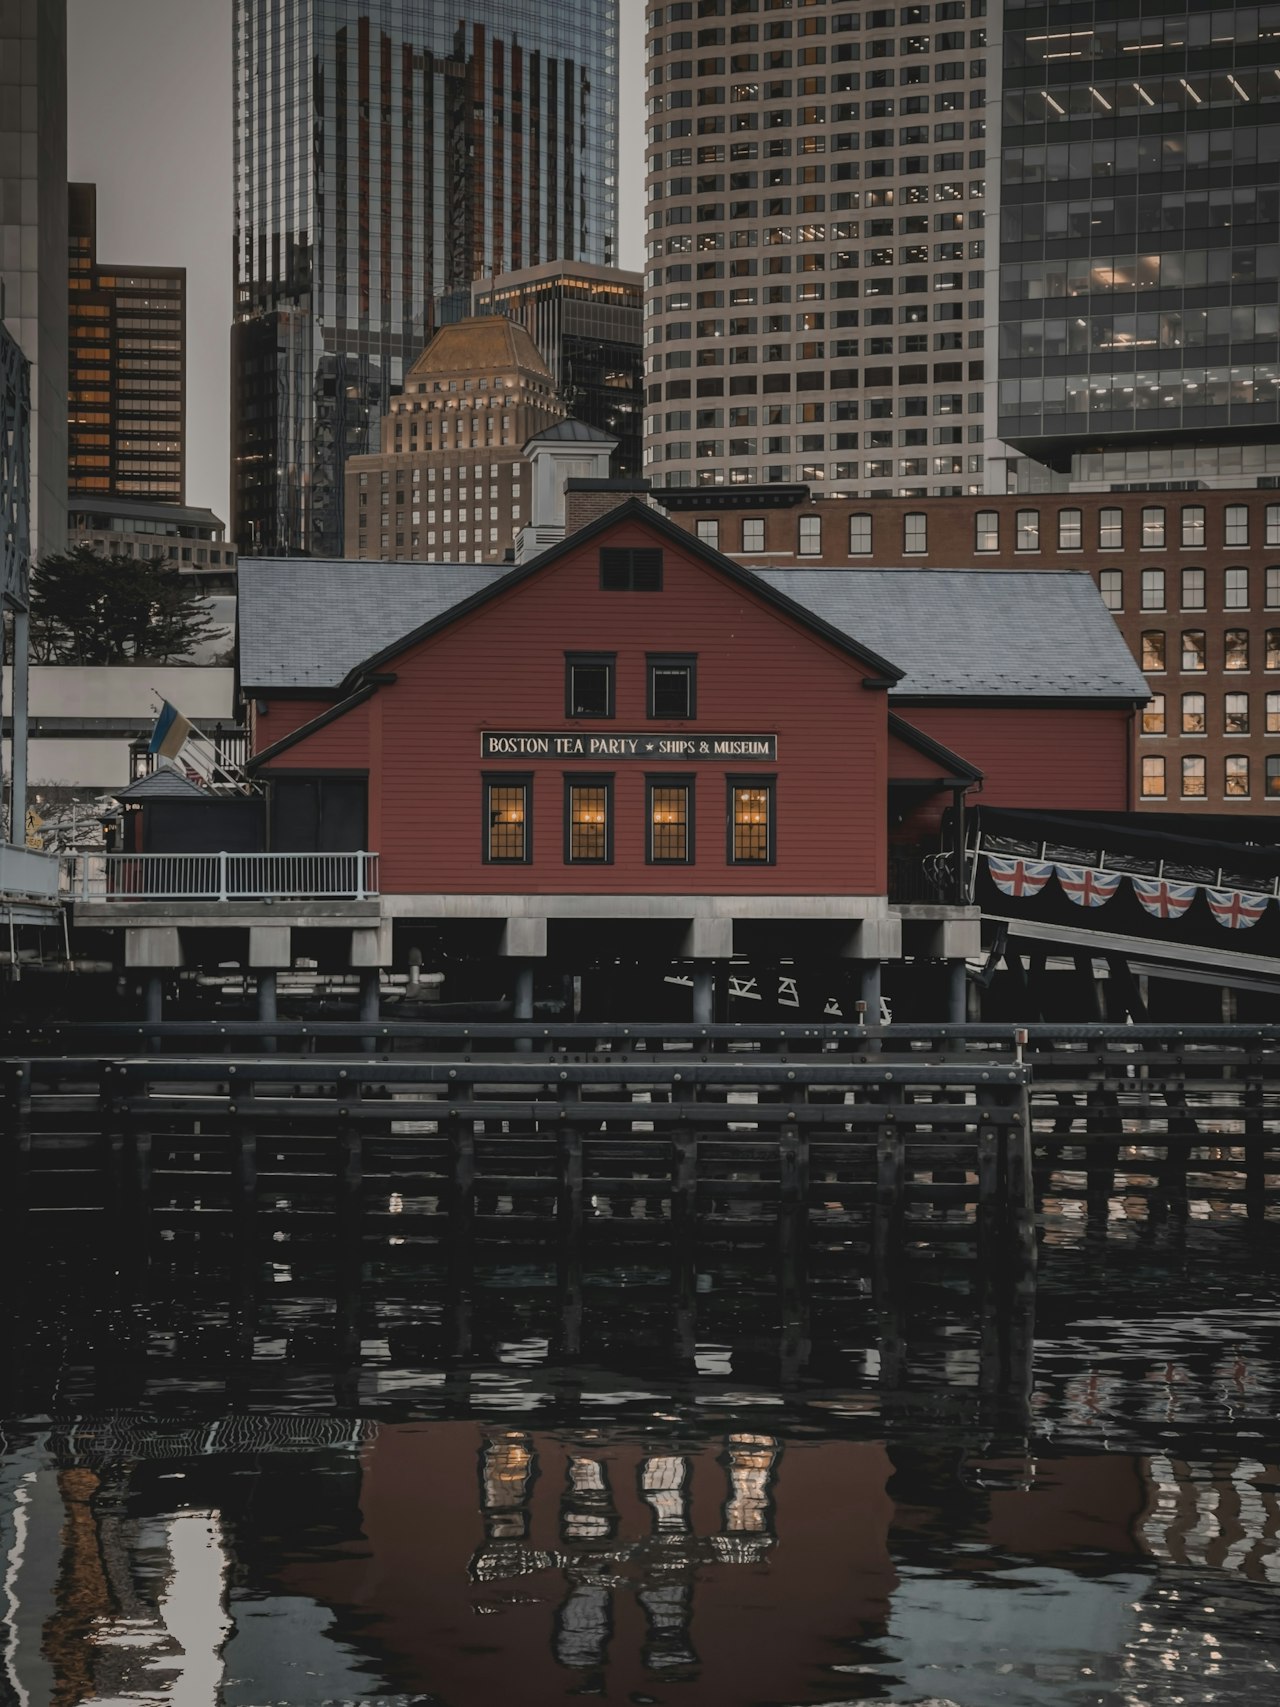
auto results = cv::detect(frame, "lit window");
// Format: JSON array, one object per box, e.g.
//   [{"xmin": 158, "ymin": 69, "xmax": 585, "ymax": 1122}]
[
  {"xmin": 1267, "ymin": 755, "xmax": 1280, "ymax": 798},
  {"xmin": 1224, "ymin": 692, "xmax": 1249, "ymax": 734},
  {"xmin": 729, "ymin": 777, "xmax": 774, "ymax": 863},
  {"xmin": 566, "ymin": 653, "xmax": 615, "ymax": 718},
  {"xmin": 1057, "ymin": 508, "xmax": 1082, "ymax": 550},
  {"xmin": 1140, "ymin": 569, "xmax": 1165, "ymax": 610},
  {"xmin": 1141, "ymin": 506, "xmax": 1165, "ymax": 549},
  {"xmin": 1181, "ymin": 693, "xmax": 1206, "ymax": 735},
  {"xmin": 697, "ymin": 518, "xmax": 721, "ymax": 548},
  {"xmin": 1141, "ymin": 693, "xmax": 1165, "ymax": 735},
  {"xmin": 566, "ymin": 778, "xmax": 612, "ymax": 862},
  {"xmin": 1224, "ymin": 504, "xmax": 1249, "ymax": 548},
  {"xmin": 742, "ymin": 517, "xmax": 765, "ymax": 551},
  {"xmin": 1181, "ymin": 505, "xmax": 1205, "ymax": 548},
  {"xmin": 485, "ymin": 778, "xmax": 530, "ymax": 863},
  {"xmin": 1099, "ymin": 569, "xmax": 1123, "ymax": 610},
  {"xmin": 648, "ymin": 779, "xmax": 692, "ymax": 862},
  {"xmin": 1225, "ymin": 754, "xmax": 1250, "ymax": 797},
  {"xmin": 1181, "ymin": 630, "xmax": 1206, "ymax": 672},
  {"xmin": 1181, "ymin": 568, "xmax": 1205, "ymax": 610},
  {"xmin": 849, "ymin": 513, "xmax": 872, "ymax": 554},
  {"xmin": 1224, "ymin": 567, "xmax": 1249, "ymax": 609},
  {"xmin": 1015, "ymin": 508, "xmax": 1039, "ymax": 551},
  {"xmin": 975, "ymin": 510, "xmax": 998, "ymax": 552},
  {"xmin": 1140, "ymin": 630, "xmax": 1165, "ymax": 672},
  {"xmin": 1181, "ymin": 755, "xmax": 1206, "ymax": 798},
  {"xmin": 1225, "ymin": 629, "xmax": 1249, "ymax": 671},
  {"xmin": 1140, "ymin": 755, "xmax": 1165, "ymax": 798},
  {"xmin": 649, "ymin": 655, "xmax": 697, "ymax": 719},
  {"xmin": 799, "ymin": 514, "xmax": 822, "ymax": 554},
  {"xmin": 1099, "ymin": 507, "xmax": 1122, "ymax": 550},
  {"xmin": 904, "ymin": 511, "xmax": 927, "ymax": 552}
]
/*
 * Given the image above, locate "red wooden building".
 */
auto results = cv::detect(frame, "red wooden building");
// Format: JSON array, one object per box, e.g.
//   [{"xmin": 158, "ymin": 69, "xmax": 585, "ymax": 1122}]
[{"xmin": 226, "ymin": 501, "xmax": 1145, "ymax": 1020}]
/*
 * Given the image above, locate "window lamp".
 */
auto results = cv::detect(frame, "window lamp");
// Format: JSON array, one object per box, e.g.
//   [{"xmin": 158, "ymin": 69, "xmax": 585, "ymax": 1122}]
[
  {"xmin": 648, "ymin": 778, "xmax": 693, "ymax": 862},
  {"xmin": 1267, "ymin": 755, "xmax": 1280, "ymax": 799},
  {"xmin": 729, "ymin": 777, "xmax": 775, "ymax": 862},
  {"xmin": 565, "ymin": 778, "xmax": 613, "ymax": 863},
  {"xmin": 1140, "ymin": 630, "xmax": 1165, "ymax": 672},
  {"xmin": 484, "ymin": 777, "xmax": 531, "ymax": 863}
]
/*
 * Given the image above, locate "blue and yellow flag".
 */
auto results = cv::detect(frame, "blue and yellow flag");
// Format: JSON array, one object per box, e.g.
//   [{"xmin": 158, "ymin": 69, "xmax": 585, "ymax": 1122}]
[{"xmin": 149, "ymin": 699, "xmax": 193, "ymax": 760}]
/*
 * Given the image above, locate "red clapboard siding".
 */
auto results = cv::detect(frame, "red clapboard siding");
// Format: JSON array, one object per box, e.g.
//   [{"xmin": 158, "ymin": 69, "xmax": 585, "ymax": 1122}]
[
  {"xmin": 259, "ymin": 519, "xmax": 890, "ymax": 896},
  {"xmin": 252, "ymin": 697, "xmax": 341, "ymax": 752},
  {"xmin": 903, "ymin": 707, "xmax": 1132, "ymax": 810}
]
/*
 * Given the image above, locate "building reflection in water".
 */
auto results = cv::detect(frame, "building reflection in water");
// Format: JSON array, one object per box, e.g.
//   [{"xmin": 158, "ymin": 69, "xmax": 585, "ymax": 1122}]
[
  {"xmin": 470, "ymin": 1430, "xmax": 780, "ymax": 1678},
  {"xmin": 2, "ymin": 1413, "xmax": 1279, "ymax": 1705}
]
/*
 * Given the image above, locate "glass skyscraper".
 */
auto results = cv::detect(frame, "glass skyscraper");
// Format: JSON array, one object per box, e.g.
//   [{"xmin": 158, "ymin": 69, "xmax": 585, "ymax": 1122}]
[
  {"xmin": 232, "ymin": 0, "xmax": 619, "ymax": 556},
  {"xmin": 997, "ymin": 2, "xmax": 1280, "ymax": 489}
]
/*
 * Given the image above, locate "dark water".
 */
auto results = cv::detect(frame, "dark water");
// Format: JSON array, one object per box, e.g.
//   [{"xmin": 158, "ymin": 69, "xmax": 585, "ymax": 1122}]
[{"xmin": 2, "ymin": 1202, "xmax": 1279, "ymax": 1707}]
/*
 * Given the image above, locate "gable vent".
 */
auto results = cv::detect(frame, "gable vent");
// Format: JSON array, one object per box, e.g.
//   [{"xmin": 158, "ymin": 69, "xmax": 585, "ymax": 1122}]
[{"xmin": 599, "ymin": 547, "xmax": 664, "ymax": 592}]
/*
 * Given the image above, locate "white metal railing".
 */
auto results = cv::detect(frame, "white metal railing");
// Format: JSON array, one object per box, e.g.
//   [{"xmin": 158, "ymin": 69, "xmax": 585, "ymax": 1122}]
[{"xmin": 65, "ymin": 851, "xmax": 380, "ymax": 902}]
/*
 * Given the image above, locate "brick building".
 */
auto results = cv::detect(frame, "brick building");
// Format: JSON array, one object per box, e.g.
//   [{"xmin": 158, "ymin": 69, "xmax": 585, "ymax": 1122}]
[
  {"xmin": 656, "ymin": 487, "xmax": 1280, "ymax": 813},
  {"xmin": 343, "ymin": 317, "xmax": 567, "ymax": 564}
]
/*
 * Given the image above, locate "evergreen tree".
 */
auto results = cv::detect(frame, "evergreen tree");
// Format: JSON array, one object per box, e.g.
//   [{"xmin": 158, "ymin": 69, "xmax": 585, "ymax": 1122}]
[{"xmin": 29, "ymin": 546, "xmax": 225, "ymax": 665}]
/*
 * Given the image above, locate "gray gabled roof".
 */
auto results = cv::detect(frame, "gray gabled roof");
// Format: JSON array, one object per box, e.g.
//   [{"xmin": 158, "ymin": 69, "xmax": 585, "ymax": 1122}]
[
  {"xmin": 115, "ymin": 764, "xmax": 207, "ymax": 801},
  {"xmin": 238, "ymin": 559, "xmax": 509, "ymax": 690},
  {"xmin": 756, "ymin": 568, "xmax": 1149, "ymax": 701},
  {"xmin": 525, "ymin": 418, "xmax": 617, "ymax": 444}
]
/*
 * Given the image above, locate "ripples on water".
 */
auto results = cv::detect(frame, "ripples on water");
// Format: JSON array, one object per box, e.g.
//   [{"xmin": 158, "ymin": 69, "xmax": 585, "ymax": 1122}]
[{"xmin": 1, "ymin": 1200, "xmax": 1278, "ymax": 1706}]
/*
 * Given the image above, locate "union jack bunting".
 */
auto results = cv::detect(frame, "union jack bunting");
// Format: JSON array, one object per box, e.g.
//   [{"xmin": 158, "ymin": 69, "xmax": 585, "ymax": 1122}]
[
  {"xmin": 1055, "ymin": 864, "xmax": 1123, "ymax": 908},
  {"xmin": 987, "ymin": 854, "xmax": 1054, "ymax": 898},
  {"xmin": 1206, "ymin": 888, "xmax": 1271, "ymax": 930},
  {"xmin": 1131, "ymin": 877, "xmax": 1197, "ymax": 921}
]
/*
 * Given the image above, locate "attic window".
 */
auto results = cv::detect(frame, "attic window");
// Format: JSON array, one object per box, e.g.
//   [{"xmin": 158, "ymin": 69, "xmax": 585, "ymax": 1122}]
[{"xmin": 600, "ymin": 547, "xmax": 664, "ymax": 591}]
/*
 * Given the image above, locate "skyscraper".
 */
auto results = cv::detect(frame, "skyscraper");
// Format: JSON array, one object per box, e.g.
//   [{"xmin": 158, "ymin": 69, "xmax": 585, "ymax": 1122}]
[
  {"xmin": 472, "ymin": 261, "xmax": 644, "ymax": 476},
  {"xmin": 642, "ymin": 0, "xmax": 992, "ymax": 499},
  {"xmin": 995, "ymin": 3, "xmax": 1280, "ymax": 493},
  {"xmin": 232, "ymin": 0, "xmax": 620, "ymax": 558},
  {"xmin": 0, "ymin": 0, "xmax": 68, "ymax": 560},
  {"xmin": 68, "ymin": 184, "xmax": 186, "ymax": 505}
]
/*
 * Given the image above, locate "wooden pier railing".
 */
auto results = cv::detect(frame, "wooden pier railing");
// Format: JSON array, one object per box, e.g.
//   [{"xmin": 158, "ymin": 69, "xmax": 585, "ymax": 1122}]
[{"xmin": 3, "ymin": 1024, "xmax": 1276, "ymax": 1275}]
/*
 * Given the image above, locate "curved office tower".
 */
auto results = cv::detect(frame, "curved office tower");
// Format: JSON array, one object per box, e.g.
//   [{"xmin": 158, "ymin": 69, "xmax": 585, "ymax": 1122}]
[{"xmin": 232, "ymin": 0, "xmax": 619, "ymax": 557}]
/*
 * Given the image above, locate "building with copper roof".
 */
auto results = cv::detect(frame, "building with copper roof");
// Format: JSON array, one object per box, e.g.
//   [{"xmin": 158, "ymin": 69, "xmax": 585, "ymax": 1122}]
[{"xmin": 342, "ymin": 317, "xmax": 568, "ymax": 565}]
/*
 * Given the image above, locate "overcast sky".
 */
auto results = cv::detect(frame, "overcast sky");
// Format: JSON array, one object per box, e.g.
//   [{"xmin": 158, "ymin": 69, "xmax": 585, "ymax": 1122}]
[{"xmin": 66, "ymin": 0, "xmax": 646, "ymax": 524}]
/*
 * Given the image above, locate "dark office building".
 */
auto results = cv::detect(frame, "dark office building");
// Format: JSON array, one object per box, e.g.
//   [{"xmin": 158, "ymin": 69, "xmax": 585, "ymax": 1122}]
[
  {"xmin": 232, "ymin": 0, "xmax": 619, "ymax": 558},
  {"xmin": 473, "ymin": 261, "xmax": 642, "ymax": 476},
  {"xmin": 997, "ymin": 3, "xmax": 1280, "ymax": 489},
  {"xmin": 67, "ymin": 184, "xmax": 186, "ymax": 504}
]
